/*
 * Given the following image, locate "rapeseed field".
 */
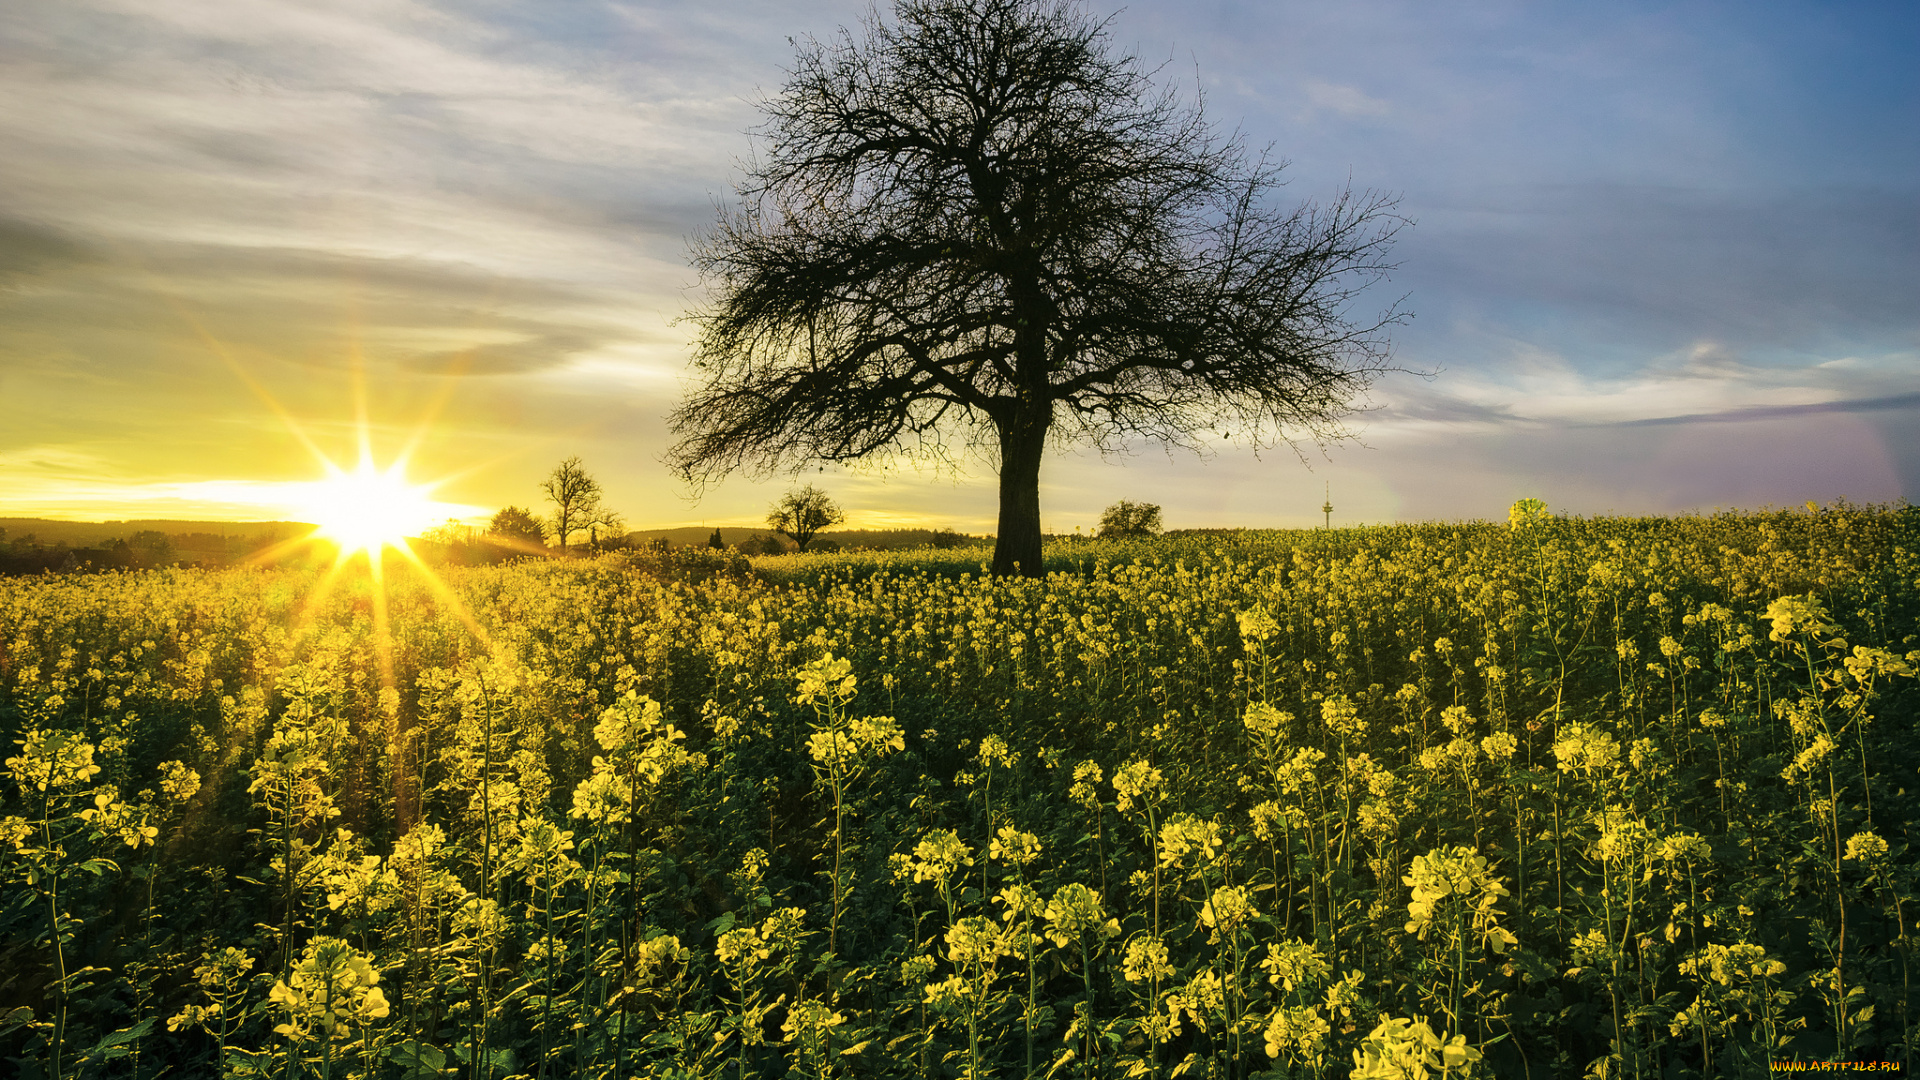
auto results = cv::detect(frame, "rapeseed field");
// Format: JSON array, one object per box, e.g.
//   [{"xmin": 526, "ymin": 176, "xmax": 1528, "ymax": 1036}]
[{"xmin": 1, "ymin": 503, "xmax": 1915, "ymax": 1078}]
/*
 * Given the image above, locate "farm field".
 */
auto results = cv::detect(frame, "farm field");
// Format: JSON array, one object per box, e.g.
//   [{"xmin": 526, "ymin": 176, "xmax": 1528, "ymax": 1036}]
[{"xmin": 2, "ymin": 505, "xmax": 1916, "ymax": 1079}]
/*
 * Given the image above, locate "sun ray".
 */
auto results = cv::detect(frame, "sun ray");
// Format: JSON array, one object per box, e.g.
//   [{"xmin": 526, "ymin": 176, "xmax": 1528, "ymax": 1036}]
[
  {"xmin": 367, "ymin": 544, "xmax": 396, "ymax": 691},
  {"xmin": 388, "ymin": 541, "xmax": 499, "ymax": 650},
  {"xmin": 169, "ymin": 301, "xmax": 338, "ymax": 471},
  {"xmin": 156, "ymin": 265, "xmax": 508, "ymax": 712},
  {"xmin": 289, "ymin": 558, "xmax": 350, "ymax": 650}
]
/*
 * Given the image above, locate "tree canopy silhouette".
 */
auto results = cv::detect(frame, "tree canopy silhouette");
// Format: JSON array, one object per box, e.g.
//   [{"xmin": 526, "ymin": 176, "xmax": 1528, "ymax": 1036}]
[
  {"xmin": 1096, "ymin": 499, "xmax": 1163, "ymax": 539},
  {"xmin": 487, "ymin": 505, "xmax": 547, "ymax": 553},
  {"xmin": 768, "ymin": 485, "xmax": 845, "ymax": 553},
  {"xmin": 668, "ymin": 0, "xmax": 1406, "ymax": 576}
]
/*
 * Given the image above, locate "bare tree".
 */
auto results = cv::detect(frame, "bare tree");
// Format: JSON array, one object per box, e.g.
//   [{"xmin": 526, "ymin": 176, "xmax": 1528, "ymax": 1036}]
[
  {"xmin": 585, "ymin": 505, "xmax": 626, "ymax": 550},
  {"xmin": 668, "ymin": 0, "xmax": 1406, "ymax": 576},
  {"xmin": 542, "ymin": 457, "xmax": 603, "ymax": 554},
  {"xmin": 768, "ymin": 485, "xmax": 845, "ymax": 553}
]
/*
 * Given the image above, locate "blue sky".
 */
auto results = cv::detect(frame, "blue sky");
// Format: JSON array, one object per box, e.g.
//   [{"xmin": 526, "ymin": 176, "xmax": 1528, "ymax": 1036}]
[{"xmin": 1, "ymin": 0, "xmax": 1914, "ymax": 531}]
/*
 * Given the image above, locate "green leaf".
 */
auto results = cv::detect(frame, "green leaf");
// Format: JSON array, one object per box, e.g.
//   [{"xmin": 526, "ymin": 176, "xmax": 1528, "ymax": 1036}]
[
  {"xmin": 226, "ymin": 1048, "xmax": 274, "ymax": 1077},
  {"xmin": 0, "ymin": 1006, "xmax": 34, "ymax": 1038},
  {"xmin": 78, "ymin": 1016, "xmax": 155, "ymax": 1062},
  {"xmin": 388, "ymin": 1040, "xmax": 447, "ymax": 1079}
]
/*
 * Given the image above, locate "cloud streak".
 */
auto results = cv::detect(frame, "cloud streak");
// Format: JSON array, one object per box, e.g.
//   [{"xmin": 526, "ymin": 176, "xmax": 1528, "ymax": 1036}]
[{"xmin": 1617, "ymin": 391, "xmax": 1920, "ymax": 428}]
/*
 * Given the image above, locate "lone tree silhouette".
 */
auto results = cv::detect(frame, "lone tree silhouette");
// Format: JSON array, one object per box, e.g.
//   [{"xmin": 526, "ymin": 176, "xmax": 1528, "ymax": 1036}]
[
  {"xmin": 1096, "ymin": 499, "xmax": 1162, "ymax": 539},
  {"xmin": 542, "ymin": 457, "xmax": 604, "ymax": 554},
  {"xmin": 668, "ymin": 0, "xmax": 1406, "ymax": 577},
  {"xmin": 768, "ymin": 484, "xmax": 845, "ymax": 553},
  {"xmin": 486, "ymin": 505, "xmax": 547, "ymax": 553}
]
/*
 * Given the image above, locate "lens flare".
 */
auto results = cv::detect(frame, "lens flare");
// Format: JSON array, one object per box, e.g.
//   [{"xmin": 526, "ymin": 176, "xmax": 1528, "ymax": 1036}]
[{"xmin": 299, "ymin": 456, "xmax": 444, "ymax": 558}]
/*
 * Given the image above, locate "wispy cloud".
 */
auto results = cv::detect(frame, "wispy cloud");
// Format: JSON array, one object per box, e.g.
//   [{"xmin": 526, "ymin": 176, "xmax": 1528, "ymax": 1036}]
[
  {"xmin": 1367, "ymin": 339, "xmax": 1918, "ymax": 433},
  {"xmin": 1617, "ymin": 391, "xmax": 1920, "ymax": 428},
  {"xmin": 1302, "ymin": 80, "xmax": 1391, "ymax": 119}
]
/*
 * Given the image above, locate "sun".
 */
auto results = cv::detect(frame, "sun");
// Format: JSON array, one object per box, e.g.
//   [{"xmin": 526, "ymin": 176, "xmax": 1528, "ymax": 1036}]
[{"xmin": 299, "ymin": 456, "xmax": 445, "ymax": 558}]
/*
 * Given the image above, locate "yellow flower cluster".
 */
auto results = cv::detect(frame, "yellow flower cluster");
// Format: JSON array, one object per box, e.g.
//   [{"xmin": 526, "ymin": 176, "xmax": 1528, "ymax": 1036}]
[
  {"xmin": 1111, "ymin": 758, "xmax": 1163, "ymax": 812},
  {"xmin": 268, "ymin": 937, "xmax": 390, "ymax": 1039},
  {"xmin": 1122, "ymin": 936, "xmax": 1174, "ymax": 984},
  {"xmin": 1320, "ymin": 694, "xmax": 1367, "ymax": 743},
  {"xmin": 1350, "ymin": 1016, "xmax": 1482, "ymax": 1079},
  {"xmin": 1042, "ymin": 882, "xmax": 1119, "ymax": 948},
  {"xmin": 1403, "ymin": 845, "xmax": 1517, "ymax": 953},
  {"xmin": 1264, "ymin": 1005, "xmax": 1330, "ymax": 1064},
  {"xmin": 909, "ymin": 828, "xmax": 974, "ymax": 884},
  {"xmin": 6, "ymin": 729, "xmax": 102, "ymax": 791},
  {"xmin": 1158, "ymin": 813, "xmax": 1223, "ymax": 868},
  {"xmin": 1199, "ymin": 884, "xmax": 1258, "ymax": 936},
  {"xmin": 989, "ymin": 826, "xmax": 1042, "ymax": 867},
  {"xmin": 1681, "ymin": 941, "xmax": 1786, "ymax": 987},
  {"xmin": 1068, "ymin": 760, "xmax": 1104, "ymax": 809},
  {"xmin": 1552, "ymin": 722, "xmax": 1621, "ymax": 775},
  {"xmin": 1261, "ymin": 938, "xmax": 1331, "ymax": 994}
]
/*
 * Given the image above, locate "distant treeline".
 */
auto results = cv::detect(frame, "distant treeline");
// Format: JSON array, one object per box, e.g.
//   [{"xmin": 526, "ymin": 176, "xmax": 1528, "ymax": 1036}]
[
  {"xmin": 0, "ymin": 518, "xmax": 997, "ymax": 575},
  {"xmin": 0, "ymin": 523, "xmax": 310, "ymax": 576},
  {"xmin": 415, "ymin": 526, "xmax": 986, "ymax": 565},
  {"xmin": 623, "ymin": 525, "xmax": 987, "ymax": 554}
]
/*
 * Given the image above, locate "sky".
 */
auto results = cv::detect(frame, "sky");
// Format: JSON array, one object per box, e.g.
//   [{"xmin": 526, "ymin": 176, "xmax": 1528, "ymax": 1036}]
[{"xmin": 1, "ymin": 0, "xmax": 1916, "ymax": 533}]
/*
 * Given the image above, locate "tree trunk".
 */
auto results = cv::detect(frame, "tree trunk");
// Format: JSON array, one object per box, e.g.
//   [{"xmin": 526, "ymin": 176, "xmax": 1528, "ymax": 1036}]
[{"xmin": 992, "ymin": 412, "xmax": 1048, "ymax": 578}]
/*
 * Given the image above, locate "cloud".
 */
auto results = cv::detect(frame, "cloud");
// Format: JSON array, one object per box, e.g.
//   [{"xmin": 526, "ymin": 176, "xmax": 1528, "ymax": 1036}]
[
  {"xmin": 402, "ymin": 333, "xmax": 600, "ymax": 376},
  {"xmin": 0, "ymin": 218, "xmax": 93, "ymax": 286},
  {"xmin": 1395, "ymin": 183, "xmax": 1920, "ymax": 361},
  {"xmin": 0, "ymin": 239, "xmax": 632, "ymax": 384},
  {"xmin": 1303, "ymin": 80, "xmax": 1391, "ymax": 119},
  {"xmin": 1365, "ymin": 338, "xmax": 1919, "ymax": 434},
  {"xmin": 1618, "ymin": 390, "xmax": 1920, "ymax": 428}
]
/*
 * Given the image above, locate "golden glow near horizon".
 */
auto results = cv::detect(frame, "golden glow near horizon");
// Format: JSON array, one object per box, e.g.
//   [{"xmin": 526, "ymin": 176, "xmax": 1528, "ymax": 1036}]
[{"xmin": 298, "ymin": 455, "xmax": 447, "ymax": 558}]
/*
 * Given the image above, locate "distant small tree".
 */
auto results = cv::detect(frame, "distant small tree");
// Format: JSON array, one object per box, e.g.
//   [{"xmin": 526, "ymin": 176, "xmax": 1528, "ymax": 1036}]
[
  {"xmin": 708, "ymin": 528, "xmax": 726, "ymax": 549},
  {"xmin": 487, "ymin": 505, "xmax": 548, "ymax": 552},
  {"xmin": 743, "ymin": 533, "xmax": 788, "ymax": 556},
  {"xmin": 543, "ymin": 457, "xmax": 604, "ymax": 553},
  {"xmin": 768, "ymin": 485, "xmax": 845, "ymax": 553},
  {"xmin": 584, "ymin": 506, "xmax": 626, "ymax": 550},
  {"xmin": 1096, "ymin": 500, "xmax": 1163, "ymax": 539}
]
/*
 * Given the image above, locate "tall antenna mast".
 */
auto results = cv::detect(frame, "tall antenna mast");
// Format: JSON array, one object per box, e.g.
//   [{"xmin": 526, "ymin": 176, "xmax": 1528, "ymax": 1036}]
[{"xmin": 1322, "ymin": 482, "xmax": 1333, "ymax": 530}]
